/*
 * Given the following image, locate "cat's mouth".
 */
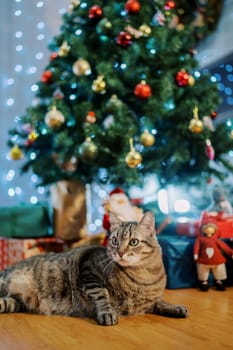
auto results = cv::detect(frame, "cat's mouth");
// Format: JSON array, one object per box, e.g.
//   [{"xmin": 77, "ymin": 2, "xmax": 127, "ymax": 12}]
[
  {"xmin": 115, "ymin": 259, "xmax": 131, "ymax": 267},
  {"xmin": 113, "ymin": 255, "xmax": 136, "ymax": 267}
]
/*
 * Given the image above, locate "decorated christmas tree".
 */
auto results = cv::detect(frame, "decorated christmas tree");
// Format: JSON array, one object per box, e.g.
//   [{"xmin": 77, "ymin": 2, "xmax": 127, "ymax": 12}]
[{"xmin": 8, "ymin": 0, "xmax": 233, "ymax": 194}]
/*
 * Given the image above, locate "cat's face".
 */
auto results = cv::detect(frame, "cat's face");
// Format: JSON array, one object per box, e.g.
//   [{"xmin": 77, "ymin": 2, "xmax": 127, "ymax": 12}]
[{"xmin": 107, "ymin": 211, "xmax": 157, "ymax": 267}]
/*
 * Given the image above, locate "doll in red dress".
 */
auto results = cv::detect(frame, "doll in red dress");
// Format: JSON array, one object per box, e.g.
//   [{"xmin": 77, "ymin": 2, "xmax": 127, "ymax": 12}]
[{"xmin": 193, "ymin": 213, "xmax": 233, "ymax": 291}]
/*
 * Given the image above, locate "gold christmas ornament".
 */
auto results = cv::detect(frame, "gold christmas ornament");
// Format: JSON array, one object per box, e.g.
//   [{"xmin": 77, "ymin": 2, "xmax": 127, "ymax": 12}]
[
  {"xmin": 72, "ymin": 58, "xmax": 91, "ymax": 76},
  {"xmin": 189, "ymin": 106, "xmax": 203, "ymax": 134},
  {"xmin": 92, "ymin": 75, "xmax": 106, "ymax": 94},
  {"xmin": 28, "ymin": 131, "xmax": 38, "ymax": 142},
  {"xmin": 58, "ymin": 41, "xmax": 71, "ymax": 57},
  {"xmin": 69, "ymin": 1, "xmax": 80, "ymax": 10},
  {"xmin": 125, "ymin": 138, "xmax": 142, "ymax": 168},
  {"xmin": 9, "ymin": 145, "xmax": 23, "ymax": 160},
  {"xmin": 139, "ymin": 24, "xmax": 152, "ymax": 36},
  {"xmin": 188, "ymin": 75, "xmax": 195, "ymax": 87},
  {"xmin": 45, "ymin": 106, "xmax": 65, "ymax": 128},
  {"xmin": 140, "ymin": 129, "xmax": 155, "ymax": 147},
  {"xmin": 176, "ymin": 23, "xmax": 185, "ymax": 31},
  {"xmin": 79, "ymin": 137, "xmax": 98, "ymax": 161}
]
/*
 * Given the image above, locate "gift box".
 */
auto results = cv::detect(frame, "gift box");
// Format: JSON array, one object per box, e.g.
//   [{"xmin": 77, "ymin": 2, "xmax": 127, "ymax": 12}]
[
  {"xmin": 0, "ymin": 204, "xmax": 51, "ymax": 238},
  {"xmin": 0, "ymin": 237, "xmax": 68, "ymax": 271},
  {"xmin": 158, "ymin": 235, "xmax": 198, "ymax": 289},
  {"xmin": 50, "ymin": 180, "xmax": 87, "ymax": 241},
  {"xmin": 218, "ymin": 221, "xmax": 233, "ymax": 238}
]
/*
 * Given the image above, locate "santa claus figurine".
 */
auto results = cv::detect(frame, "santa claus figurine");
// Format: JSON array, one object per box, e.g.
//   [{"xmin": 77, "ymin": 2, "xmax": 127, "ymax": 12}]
[
  {"xmin": 208, "ymin": 186, "xmax": 233, "ymax": 215},
  {"xmin": 102, "ymin": 187, "xmax": 143, "ymax": 246},
  {"xmin": 193, "ymin": 211, "xmax": 233, "ymax": 291}
]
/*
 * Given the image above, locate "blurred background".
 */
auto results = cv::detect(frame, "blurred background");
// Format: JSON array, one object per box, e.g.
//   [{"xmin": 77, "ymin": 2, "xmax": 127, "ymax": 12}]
[{"xmin": 1, "ymin": 0, "xmax": 233, "ymax": 234}]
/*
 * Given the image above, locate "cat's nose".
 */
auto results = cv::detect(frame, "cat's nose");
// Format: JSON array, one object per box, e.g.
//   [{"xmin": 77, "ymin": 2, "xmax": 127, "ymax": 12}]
[{"xmin": 118, "ymin": 251, "xmax": 124, "ymax": 258}]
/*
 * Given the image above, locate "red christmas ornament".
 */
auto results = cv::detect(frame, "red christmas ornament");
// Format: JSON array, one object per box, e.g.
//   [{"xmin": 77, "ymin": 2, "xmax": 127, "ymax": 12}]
[
  {"xmin": 205, "ymin": 139, "xmax": 215, "ymax": 160},
  {"xmin": 41, "ymin": 70, "xmax": 52, "ymax": 84},
  {"xmin": 116, "ymin": 31, "xmax": 132, "ymax": 47},
  {"xmin": 86, "ymin": 111, "xmax": 96, "ymax": 123},
  {"xmin": 88, "ymin": 5, "xmax": 103, "ymax": 19},
  {"xmin": 50, "ymin": 52, "xmax": 58, "ymax": 61},
  {"xmin": 175, "ymin": 70, "xmax": 190, "ymax": 87},
  {"xmin": 164, "ymin": 1, "xmax": 176, "ymax": 10},
  {"xmin": 211, "ymin": 111, "xmax": 217, "ymax": 120},
  {"xmin": 134, "ymin": 81, "xmax": 152, "ymax": 99},
  {"xmin": 125, "ymin": 0, "xmax": 141, "ymax": 14}
]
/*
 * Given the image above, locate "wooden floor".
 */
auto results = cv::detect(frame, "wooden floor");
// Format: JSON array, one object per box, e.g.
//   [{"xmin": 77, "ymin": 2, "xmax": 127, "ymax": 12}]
[{"xmin": 0, "ymin": 287, "xmax": 232, "ymax": 350}]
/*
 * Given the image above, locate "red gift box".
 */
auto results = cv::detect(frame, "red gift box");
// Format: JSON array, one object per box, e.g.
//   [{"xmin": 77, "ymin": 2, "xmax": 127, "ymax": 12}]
[
  {"xmin": 0, "ymin": 237, "xmax": 68, "ymax": 271},
  {"xmin": 176, "ymin": 212, "xmax": 233, "ymax": 239},
  {"xmin": 201, "ymin": 211, "xmax": 233, "ymax": 239},
  {"xmin": 217, "ymin": 220, "xmax": 233, "ymax": 238}
]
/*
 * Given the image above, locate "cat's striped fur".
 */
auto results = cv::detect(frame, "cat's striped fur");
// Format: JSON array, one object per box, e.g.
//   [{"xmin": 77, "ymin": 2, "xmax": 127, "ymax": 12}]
[{"xmin": 0, "ymin": 211, "xmax": 188, "ymax": 325}]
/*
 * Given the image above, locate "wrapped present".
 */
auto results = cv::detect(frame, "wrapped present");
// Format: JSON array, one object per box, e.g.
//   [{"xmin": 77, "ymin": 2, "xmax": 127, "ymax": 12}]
[
  {"xmin": 158, "ymin": 235, "xmax": 198, "ymax": 289},
  {"xmin": 200, "ymin": 211, "xmax": 233, "ymax": 239},
  {"xmin": 0, "ymin": 237, "xmax": 68, "ymax": 271},
  {"xmin": 0, "ymin": 204, "xmax": 51, "ymax": 238},
  {"xmin": 176, "ymin": 219, "xmax": 200, "ymax": 237},
  {"xmin": 50, "ymin": 180, "xmax": 87, "ymax": 241}
]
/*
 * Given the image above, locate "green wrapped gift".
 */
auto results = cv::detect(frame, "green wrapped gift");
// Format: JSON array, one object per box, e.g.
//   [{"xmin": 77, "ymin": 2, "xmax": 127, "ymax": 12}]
[{"xmin": 0, "ymin": 204, "xmax": 52, "ymax": 238}]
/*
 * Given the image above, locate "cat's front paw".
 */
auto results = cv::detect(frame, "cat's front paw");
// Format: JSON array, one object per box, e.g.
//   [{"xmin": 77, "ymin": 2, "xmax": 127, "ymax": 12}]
[
  {"xmin": 96, "ymin": 310, "xmax": 118, "ymax": 326},
  {"xmin": 154, "ymin": 301, "xmax": 189, "ymax": 318},
  {"xmin": 174, "ymin": 305, "xmax": 189, "ymax": 318}
]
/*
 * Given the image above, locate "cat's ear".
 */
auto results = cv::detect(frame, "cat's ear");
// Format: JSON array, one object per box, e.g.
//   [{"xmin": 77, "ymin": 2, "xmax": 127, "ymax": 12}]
[
  {"xmin": 138, "ymin": 211, "xmax": 155, "ymax": 236},
  {"xmin": 109, "ymin": 212, "xmax": 122, "ymax": 230}
]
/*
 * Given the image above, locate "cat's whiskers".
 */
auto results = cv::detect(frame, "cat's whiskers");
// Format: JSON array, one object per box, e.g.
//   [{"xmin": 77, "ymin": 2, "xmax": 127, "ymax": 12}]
[
  {"xmin": 104, "ymin": 260, "xmax": 113, "ymax": 271},
  {"xmin": 102, "ymin": 259, "xmax": 114, "ymax": 278},
  {"xmin": 93, "ymin": 254, "xmax": 110, "ymax": 270},
  {"xmin": 94, "ymin": 255, "xmax": 114, "ymax": 280}
]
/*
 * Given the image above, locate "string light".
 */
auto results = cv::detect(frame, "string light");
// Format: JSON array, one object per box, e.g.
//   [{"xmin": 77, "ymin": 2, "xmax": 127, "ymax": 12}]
[
  {"xmin": 2, "ymin": 0, "xmax": 70, "ymax": 206},
  {"xmin": 206, "ymin": 59, "xmax": 233, "ymax": 113}
]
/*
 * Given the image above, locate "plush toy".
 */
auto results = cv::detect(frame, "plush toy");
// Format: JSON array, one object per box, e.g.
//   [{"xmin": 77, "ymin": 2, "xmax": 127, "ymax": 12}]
[
  {"xmin": 208, "ymin": 186, "xmax": 233, "ymax": 215},
  {"xmin": 102, "ymin": 187, "xmax": 143, "ymax": 246},
  {"xmin": 193, "ymin": 212, "xmax": 233, "ymax": 291}
]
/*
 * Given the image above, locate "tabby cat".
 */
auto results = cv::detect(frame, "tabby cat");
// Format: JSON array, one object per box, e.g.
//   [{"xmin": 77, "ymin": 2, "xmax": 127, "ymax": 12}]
[{"xmin": 0, "ymin": 211, "xmax": 188, "ymax": 325}]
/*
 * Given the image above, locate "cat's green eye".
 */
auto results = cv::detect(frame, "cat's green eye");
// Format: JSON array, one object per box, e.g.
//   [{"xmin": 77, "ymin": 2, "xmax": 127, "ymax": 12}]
[
  {"xmin": 129, "ymin": 238, "xmax": 139, "ymax": 246},
  {"xmin": 111, "ymin": 237, "xmax": 118, "ymax": 245}
]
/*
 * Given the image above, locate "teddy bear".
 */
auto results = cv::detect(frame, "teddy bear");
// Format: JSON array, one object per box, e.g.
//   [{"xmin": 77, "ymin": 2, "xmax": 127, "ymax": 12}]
[{"xmin": 193, "ymin": 212, "xmax": 233, "ymax": 291}]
